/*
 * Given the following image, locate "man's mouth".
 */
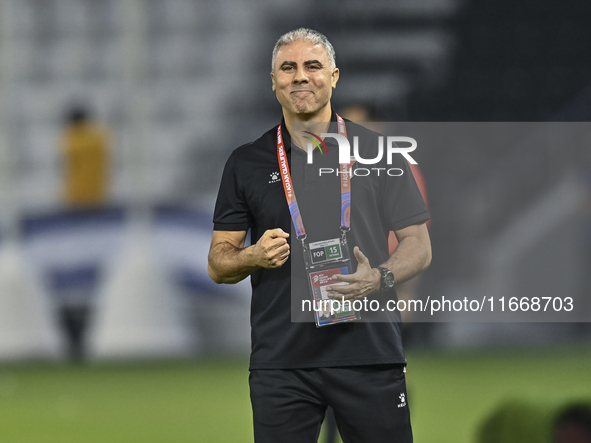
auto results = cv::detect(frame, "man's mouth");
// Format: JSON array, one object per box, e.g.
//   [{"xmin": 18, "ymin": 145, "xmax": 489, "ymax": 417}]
[{"xmin": 291, "ymin": 90, "xmax": 312, "ymax": 96}]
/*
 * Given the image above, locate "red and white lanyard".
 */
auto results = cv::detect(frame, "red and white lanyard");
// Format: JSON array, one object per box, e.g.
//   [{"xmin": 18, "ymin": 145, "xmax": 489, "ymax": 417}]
[{"xmin": 276, "ymin": 114, "xmax": 353, "ymax": 243}]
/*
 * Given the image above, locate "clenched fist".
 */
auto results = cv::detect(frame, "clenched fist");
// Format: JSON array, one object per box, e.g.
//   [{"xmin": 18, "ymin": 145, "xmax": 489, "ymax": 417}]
[{"xmin": 253, "ymin": 228, "xmax": 290, "ymax": 269}]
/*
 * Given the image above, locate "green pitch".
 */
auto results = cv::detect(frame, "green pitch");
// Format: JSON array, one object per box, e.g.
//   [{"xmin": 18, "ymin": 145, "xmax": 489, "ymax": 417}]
[{"xmin": 1, "ymin": 346, "xmax": 590, "ymax": 443}]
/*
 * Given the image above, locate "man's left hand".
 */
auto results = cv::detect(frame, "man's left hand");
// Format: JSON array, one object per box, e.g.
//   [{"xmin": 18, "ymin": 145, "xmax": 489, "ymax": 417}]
[{"xmin": 326, "ymin": 246, "xmax": 381, "ymax": 301}]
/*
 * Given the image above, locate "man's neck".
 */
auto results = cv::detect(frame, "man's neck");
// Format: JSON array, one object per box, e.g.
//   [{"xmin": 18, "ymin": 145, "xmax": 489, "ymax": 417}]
[{"xmin": 283, "ymin": 106, "xmax": 332, "ymax": 151}]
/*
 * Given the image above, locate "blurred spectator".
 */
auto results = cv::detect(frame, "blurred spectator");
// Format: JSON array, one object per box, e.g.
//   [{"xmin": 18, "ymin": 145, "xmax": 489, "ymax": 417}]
[
  {"xmin": 56, "ymin": 104, "xmax": 111, "ymax": 359},
  {"xmin": 554, "ymin": 404, "xmax": 591, "ymax": 443},
  {"xmin": 477, "ymin": 400, "xmax": 591, "ymax": 443},
  {"xmin": 61, "ymin": 105, "xmax": 110, "ymax": 207},
  {"xmin": 477, "ymin": 400, "xmax": 554, "ymax": 443},
  {"xmin": 338, "ymin": 103, "xmax": 378, "ymax": 127},
  {"xmin": 339, "ymin": 103, "xmax": 430, "ymax": 247}
]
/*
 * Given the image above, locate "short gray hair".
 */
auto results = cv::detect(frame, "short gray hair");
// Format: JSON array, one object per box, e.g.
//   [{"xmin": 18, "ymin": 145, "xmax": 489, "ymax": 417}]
[{"xmin": 271, "ymin": 28, "xmax": 336, "ymax": 72}]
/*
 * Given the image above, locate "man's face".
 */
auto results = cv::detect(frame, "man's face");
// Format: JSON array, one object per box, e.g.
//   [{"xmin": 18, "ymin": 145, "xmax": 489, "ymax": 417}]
[{"xmin": 271, "ymin": 40, "xmax": 339, "ymax": 120}]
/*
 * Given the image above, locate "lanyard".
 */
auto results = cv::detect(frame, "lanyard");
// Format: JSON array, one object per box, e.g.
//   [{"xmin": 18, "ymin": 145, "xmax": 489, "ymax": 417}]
[{"xmin": 276, "ymin": 114, "xmax": 352, "ymax": 245}]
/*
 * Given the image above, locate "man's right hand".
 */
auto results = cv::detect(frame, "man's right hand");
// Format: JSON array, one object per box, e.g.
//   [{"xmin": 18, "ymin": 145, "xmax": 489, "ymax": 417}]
[{"xmin": 253, "ymin": 228, "xmax": 290, "ymax": 268}]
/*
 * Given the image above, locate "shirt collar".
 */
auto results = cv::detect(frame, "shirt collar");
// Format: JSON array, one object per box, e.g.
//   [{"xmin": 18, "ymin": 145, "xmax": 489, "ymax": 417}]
[{"xmin": 281, "ymin": 108, "xmax": 338, "ymax": 153}]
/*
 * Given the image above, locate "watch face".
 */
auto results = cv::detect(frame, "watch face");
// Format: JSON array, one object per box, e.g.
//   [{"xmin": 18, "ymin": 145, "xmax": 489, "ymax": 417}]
[
  {"xmin": 379, "ymin": 267, "xmax": 395, "ymax": 289},
  {"xmin": 385, "ymin": 271, "xmax": 395, "ymax": 287}
]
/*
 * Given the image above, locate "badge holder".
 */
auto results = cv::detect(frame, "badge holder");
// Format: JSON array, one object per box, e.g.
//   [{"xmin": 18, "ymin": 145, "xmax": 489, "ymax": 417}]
[{"xmin": 301, "ymin": 232, "xmax": 361, "ymax": 327}]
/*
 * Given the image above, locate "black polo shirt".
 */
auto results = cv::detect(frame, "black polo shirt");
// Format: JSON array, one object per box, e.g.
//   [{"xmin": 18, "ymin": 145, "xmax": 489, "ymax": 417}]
[{"xmin": 213, "ymin": 112, "xmax": 429, "ymax": 370}]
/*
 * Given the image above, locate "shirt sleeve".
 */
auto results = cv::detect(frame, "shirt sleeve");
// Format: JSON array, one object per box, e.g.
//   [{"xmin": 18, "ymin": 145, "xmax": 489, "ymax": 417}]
[
  {"xmin": 213, "ymin": 152, "xmax": 253, "ymax": 231},
  {"xmin": 382, "ymin": 154, "xmax": 430, "ymax": 232}
]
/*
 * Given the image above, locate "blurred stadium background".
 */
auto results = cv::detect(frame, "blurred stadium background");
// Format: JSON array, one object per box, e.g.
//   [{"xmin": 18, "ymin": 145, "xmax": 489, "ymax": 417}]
[{"xmin": 0, "ymin": 0, "xmax": 590, "ymax": 442}]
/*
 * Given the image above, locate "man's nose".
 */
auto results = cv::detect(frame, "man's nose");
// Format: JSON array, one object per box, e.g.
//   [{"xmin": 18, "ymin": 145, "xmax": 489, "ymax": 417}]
[{"xmin": 293, "ymin": 66, "xmax": 308, "ymax": 83}]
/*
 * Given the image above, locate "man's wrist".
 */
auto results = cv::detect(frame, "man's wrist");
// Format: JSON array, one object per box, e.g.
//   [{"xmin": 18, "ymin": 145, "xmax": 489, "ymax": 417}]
[
  {"xmin": 376, "ymin": 266, "xmax": 396, "ymax": 291},
  {"xmin": 246, "ymin": 244, "xmax": 264, "ymax": 269}
]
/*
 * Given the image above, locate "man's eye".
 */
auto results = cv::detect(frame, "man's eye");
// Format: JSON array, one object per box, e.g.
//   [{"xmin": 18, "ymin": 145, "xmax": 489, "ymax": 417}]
[
  {"xmin": 308, "ymin": 65, "xmax": 320, "ymax": 70},
  {"xmin": 282, "ymin": 66, "xmax": 294, "ymax": 71}
]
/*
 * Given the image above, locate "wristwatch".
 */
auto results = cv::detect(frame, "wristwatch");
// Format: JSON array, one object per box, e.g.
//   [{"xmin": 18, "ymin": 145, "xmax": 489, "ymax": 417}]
[{"xmin": 377, "ymin": 266, "xmax": 395, "ymax": 291}]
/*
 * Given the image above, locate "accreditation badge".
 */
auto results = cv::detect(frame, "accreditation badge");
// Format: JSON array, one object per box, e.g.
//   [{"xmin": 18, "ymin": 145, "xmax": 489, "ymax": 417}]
[{"xmin": 304, "ymin": 237, "xmax": 361, "ymax": 327}]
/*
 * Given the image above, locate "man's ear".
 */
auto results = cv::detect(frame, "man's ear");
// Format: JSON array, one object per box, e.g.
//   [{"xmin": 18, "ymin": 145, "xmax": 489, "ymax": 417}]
[
  {"xmin": 331, "ymin": 68, "xmax": 340, "ymax": 89},
  {"xmin": 271, "ymin": 72, "xmax": 276, "ymax": 91}
]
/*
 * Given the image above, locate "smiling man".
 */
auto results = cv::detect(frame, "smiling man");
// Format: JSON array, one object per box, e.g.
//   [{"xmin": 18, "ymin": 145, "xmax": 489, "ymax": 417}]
[
  {"xmin": 208, "ymin": 28, "xmax": 431, "ymax": 443},
  {"xmin": 272, "ymin": 39, "xmax": 338, "ymax": 125}
]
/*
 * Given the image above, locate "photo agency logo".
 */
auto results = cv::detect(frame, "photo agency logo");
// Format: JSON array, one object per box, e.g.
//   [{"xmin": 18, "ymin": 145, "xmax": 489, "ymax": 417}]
[{"xmin": 304, "ymin": 131, "xmax": 418, "ymax": 177}]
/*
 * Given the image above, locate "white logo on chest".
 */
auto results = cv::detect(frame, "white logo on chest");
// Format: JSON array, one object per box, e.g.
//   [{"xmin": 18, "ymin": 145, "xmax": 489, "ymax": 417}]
[{"xmin": 269, "ymin": 171, "xmax": 280, "ymax": 184}]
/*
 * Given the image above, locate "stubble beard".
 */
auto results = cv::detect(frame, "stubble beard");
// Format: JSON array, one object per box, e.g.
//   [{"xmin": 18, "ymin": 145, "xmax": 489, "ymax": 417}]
[
  {"xmin": 292, "ymin": 94, "xmax": 315, "ymax": 114},
  {"xmin": 290, "ymin": 95, "xmax": 330, "ymax": 120}
]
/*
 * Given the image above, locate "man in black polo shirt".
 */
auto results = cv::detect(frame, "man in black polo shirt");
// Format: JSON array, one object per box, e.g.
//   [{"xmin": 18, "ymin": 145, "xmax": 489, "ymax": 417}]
[{"xmin": 208, "ymin": 28, "xmax": 431, "ymax": 443}]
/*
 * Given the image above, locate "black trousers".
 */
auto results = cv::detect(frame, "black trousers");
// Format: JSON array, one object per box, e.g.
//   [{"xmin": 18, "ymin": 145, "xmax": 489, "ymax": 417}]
[{"xmin": 249, "ymin": 364, "xmax": 413, "ymax": 443}]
